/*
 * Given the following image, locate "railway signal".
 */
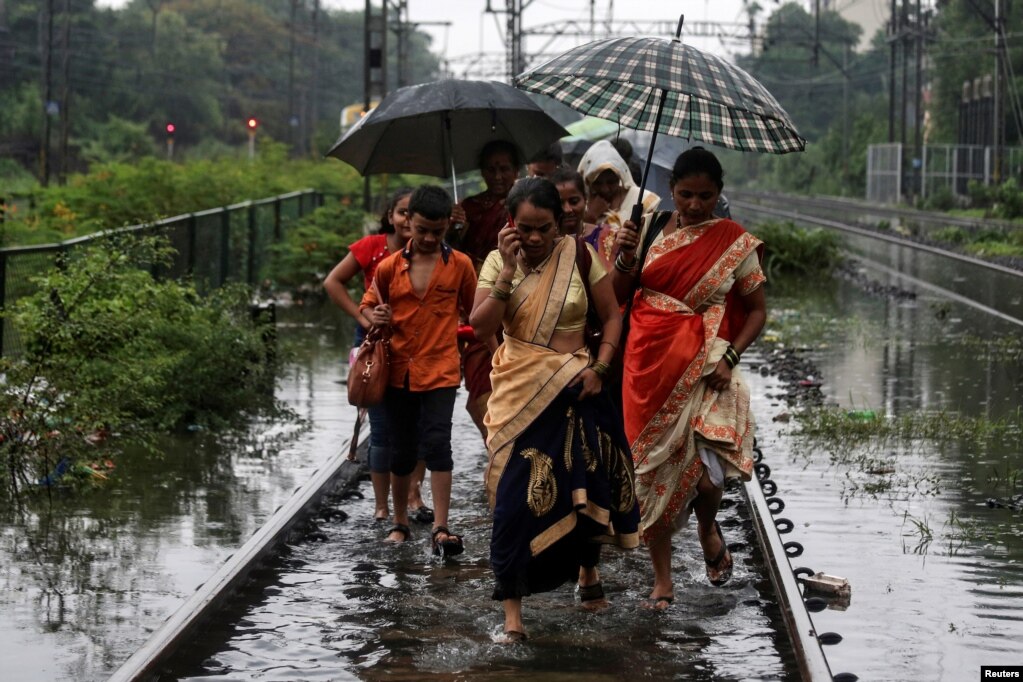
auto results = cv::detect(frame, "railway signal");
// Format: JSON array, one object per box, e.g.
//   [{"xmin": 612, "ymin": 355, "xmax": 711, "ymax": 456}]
[
  {"xmin": 165, "ymin": 123, "xmax": 175, "ymax": 159},
  {"xmin": 246, "ymin": 118, "xmax": 258, "ymax": 159}
]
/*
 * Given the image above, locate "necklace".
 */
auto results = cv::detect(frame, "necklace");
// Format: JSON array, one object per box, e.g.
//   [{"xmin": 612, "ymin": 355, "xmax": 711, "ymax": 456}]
[{"xmin": 520, "ymin": 249, "xmax": 554, "ymax": 275}]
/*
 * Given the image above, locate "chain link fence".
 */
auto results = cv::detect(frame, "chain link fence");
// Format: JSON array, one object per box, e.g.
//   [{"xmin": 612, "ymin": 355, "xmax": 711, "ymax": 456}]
[{"xmin": 0, "ymin": 189, "xmax": 323, "ymax": 358}]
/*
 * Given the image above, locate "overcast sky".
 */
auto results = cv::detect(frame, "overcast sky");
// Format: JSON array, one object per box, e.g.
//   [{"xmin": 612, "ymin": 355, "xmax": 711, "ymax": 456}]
[
  {"xmin": 326, "ymin": 0, "xmax": 755, "ymax": 75},
  {"xmin": 95, "ymin": 1, "xmax": 760, "ymax": 76}
]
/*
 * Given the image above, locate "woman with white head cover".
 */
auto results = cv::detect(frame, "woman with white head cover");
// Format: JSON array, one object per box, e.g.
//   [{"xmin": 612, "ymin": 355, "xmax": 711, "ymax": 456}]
[{"xmin": 577, "ymin": 140, "xmax": 660, "ymax": 230}]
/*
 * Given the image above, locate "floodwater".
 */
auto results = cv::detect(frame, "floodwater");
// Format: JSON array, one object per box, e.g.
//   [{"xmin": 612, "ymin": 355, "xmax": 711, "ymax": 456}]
[
  {"xmin": 162, "ymin": 386, "xmax": 797, "ymax": 681},
  {"xmin": 0, "ymin": 305, "xmax": 358, "ymax": 682},
  {"xmin": 746, "ymin": 228, "xmax": 1023, "ymax": 680},
  {"xmin": 2, "ymin": 234, "xmax": 1021, "ymax": 681}
]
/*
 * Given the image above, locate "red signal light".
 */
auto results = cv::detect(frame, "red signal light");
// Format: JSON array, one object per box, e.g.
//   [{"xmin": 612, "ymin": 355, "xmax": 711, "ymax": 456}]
[
  {"xmin": 247, "ymin": 118, "xmax": 258, "ymax": 130},
  {"xmin": 166, "ymin": 123, "xmax": 175, "ymax": 134}
]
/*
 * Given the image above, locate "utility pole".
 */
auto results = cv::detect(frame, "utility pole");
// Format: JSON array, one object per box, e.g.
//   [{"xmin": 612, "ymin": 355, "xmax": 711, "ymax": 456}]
[
  {"xmin": 287, "ymin": 0, "xmax": 298, "ymax": 156},
  {"xmin": 58, "ymin": 0, "xmax": 70, "ymax": 185},
  {"xmin": 843, "ymin": 41, "xmax": 850, "ymax": 184},
  {"xmin": 506, "ymin": 0, "xmax": 524, "ymax": 82},
  {"xmin": 310, "ymin": 0, "xmax": 320, "ymax": 157},
  {"xmin": 813, "ymin": 0, "xmax": 820, "ymax": 67},
  {"xmin": 913, "ymin": 0, "xmax": 923, "ymax": 196},
  {"xmin": 888, "ymin": 0, "xmax": 897, "ymax": 143},
  {"xmin": 900, "ymin": 0, "xmax": 909, "ymax": 151},
  {"xmin": 993, "ymin": 0, "xmax": 1004, "ymax": 183},
  {"xmin": 363, "ymin": 0, "xmax": 387, "ymax": 210},
  {"xmin": 393, "ymin": 0, "xmax": 409, "ymax": 87},
  {"xmin": 40, "ymin": 0, "xmax": 54, "ymax": 187}
]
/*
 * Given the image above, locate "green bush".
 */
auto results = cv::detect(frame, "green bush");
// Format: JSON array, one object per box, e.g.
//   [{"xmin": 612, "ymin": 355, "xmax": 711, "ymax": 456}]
[
  {"xmin": 3, "ymin": 145, "xmax": 364, "ymax": 247},
  {"xmin": 750, "ymin": 220, "xmax": 844, "ymax": 277},
  {"xmin": 933, "ymin": 226, "xmax": 970, "ymax": 245},
  {"xmin": 264, "ymin": 200, "xmax": 369, "ymax": 291},
  {"xmin": 920, "ymin": 185, "xmax": 957, "ymax": 211},
  {"xmin": 1, "ymin": 234, "xmax": 280, "ymax": 497}
]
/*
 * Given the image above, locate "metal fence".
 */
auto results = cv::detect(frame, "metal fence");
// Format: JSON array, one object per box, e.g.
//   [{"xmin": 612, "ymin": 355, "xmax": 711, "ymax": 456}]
[
  {"xmin": 0, "ymin": 189, "xmax": 323, "ymax": 358},
  {"xmin": 867, "ymin": 143, "xmax": 1023, "ymax": 203}
]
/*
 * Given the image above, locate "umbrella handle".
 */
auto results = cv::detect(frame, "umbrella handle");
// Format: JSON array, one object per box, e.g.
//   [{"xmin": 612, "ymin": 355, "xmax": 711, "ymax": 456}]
[{"xmin": 629, "ymin": 203, "xmax": 644, "ymax": 228}]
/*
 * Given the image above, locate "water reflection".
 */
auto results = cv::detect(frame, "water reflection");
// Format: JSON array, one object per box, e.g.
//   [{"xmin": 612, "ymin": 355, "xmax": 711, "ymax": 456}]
[
  {"xmin": 758, "ymin": 265, "xmax": 1023, "ymax": 681},
  {"xmin": 0, "ymin": 304, "xmax": 357, "ymax": 681}
]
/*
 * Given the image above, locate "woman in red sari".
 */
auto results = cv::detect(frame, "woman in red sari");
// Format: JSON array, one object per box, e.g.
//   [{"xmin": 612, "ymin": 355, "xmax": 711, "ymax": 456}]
[
  {"xmin": 454, "ymin": 140, "xmax": 521, "ymax": 436},
  {"xmin": 612, "ymin": 148, "xmax": 767, "ymax": 608}
]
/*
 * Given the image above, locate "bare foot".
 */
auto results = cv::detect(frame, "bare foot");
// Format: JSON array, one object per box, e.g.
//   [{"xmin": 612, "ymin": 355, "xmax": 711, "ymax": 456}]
[{"xmin": 642, "ymin": 594, "xmax": 674, "ymax": 611}]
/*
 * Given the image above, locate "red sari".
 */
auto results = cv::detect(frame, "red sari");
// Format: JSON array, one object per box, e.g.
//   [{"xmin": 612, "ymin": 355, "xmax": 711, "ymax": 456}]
[
  {"xmin": 622, "ymin": 218, "xmax": 765, "ymax": 542},
  {"xmin": 456, "ymin": 192, "xmax": 511, "ymax": 433}
]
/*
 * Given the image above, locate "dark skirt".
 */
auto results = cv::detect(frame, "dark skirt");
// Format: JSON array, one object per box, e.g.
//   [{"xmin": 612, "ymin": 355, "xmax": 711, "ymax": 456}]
[{"xmin": 490, "ymin": 383, "xmax": 640, "ymax": 601}]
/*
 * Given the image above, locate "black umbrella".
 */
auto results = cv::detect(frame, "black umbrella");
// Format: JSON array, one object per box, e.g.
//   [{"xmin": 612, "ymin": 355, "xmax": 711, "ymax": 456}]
[{"xmin": 326, "ymin": 79, "xmax": 569, "ymax": 202}]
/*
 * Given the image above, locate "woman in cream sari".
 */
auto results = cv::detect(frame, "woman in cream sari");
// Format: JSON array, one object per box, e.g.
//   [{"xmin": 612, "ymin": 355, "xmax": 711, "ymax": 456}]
[
  {"xmin": 612, "ymin": 148, "xmax": 767, "ymax": 608},
  {"xmin": 470, "ymin": 178, "xmax": 640, "ymax": 642}
]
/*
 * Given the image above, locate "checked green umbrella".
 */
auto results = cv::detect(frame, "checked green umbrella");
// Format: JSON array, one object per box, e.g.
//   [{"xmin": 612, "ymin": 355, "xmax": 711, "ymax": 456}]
[{"xmin": 515, "ymin": 15, "xmax": 805, "ymax": 222}]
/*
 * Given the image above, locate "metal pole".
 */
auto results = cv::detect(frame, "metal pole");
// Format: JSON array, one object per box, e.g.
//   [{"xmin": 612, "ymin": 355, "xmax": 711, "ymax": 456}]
[
  {"xmin": 58, "ymin": 0, "xmax": 70, "ymax": 185},
  {"xmin": 247, "ymin": 203, "xmax": 257, "ymax": 285},
  {"xmin": 40, "ymin": 0, "xmax": 54, "ymax": 186},
  {"xmin": 288, "ymin": 0, "xmax": 297, "ymax": 155},
  {"xmin": 889, "ymin": 0, "xmax": 897, "ymax": 143},
  {"xmin": 993, "ymin": 0, "xmax": 1003, "ymax": 183},
  {"xmin": 219, "ymin": 207, "xmax": 230, "ymax": 287}
]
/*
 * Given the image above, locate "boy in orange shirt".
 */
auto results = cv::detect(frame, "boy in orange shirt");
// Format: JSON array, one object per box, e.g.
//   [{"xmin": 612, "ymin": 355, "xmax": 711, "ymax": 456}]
[{"xmin": 360, "ymin": 185, "xmax": 478, "ymax": 556}]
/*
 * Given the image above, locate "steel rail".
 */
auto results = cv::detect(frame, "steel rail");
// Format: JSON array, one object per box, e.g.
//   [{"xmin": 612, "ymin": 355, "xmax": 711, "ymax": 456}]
[
  {"xmin": 732, "ymin": 188, "xmax": 1021, "ymax": 235},
  {"xmin": 740, "ymin": 461, "xmax": 843, "ymax": 682},
  {"xmin": 733, "ymin": 198, "xmax": 1023, "ymax": 280},
  {"xmin": 108, "ymin": 427, "xmax": 369, "ymax": 682}
]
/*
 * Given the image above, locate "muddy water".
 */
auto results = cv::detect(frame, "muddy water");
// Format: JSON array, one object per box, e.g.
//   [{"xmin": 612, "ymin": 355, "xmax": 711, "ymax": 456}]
[
  {"xmin": 165, "ymin": 383, "xmax": 798, "ymax": 681},
  {"xmin": 3, "ymin": 249, "xmax": 1021, "ymax": 681},
  {"xmin": 752, "ymin": 263, "xmax": 1023, "ymax": 680},
  {"xmin": 0, "ymin": 305, "xmax": 358, "ymax": 681}
]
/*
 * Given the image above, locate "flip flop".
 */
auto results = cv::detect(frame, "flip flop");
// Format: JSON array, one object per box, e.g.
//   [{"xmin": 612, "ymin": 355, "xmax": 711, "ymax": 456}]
[
  {"xmin": 385, "ymin": 523, "xmax": 410, "ymax": 543},
  {"xmin": 431, "ymin": 526, "xmax": 464, "ymax": 557},
  {"xmin": 410, "ymin": 505, "xmax": 435, "ymax": 524},
  {"xmin": 498, "ymin": 629, "xmax": 528, "ymax": 644},
  {"xmin": 704, "ymin": 521, "xmax": 733, "ymax": 586}
]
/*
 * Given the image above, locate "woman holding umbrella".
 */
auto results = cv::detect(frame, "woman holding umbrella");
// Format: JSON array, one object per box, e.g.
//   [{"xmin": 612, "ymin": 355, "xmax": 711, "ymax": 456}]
[
  {"xmin": 471, "ymin": 177, "xmax": 639, "ymax": 641},
  {"xmin": 612, "ymin": 148, "xmax": 766, "ymax": 607}
]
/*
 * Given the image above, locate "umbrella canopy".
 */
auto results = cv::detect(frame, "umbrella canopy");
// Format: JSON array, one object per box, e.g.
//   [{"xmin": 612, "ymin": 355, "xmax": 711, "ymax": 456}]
[
  {"xmin": 515, "ymin": 34, "xmax": 805, "ymax": 155},
  {"xmin": 326, "ymin": 79, "xmax": 570, "ymax": 179}
]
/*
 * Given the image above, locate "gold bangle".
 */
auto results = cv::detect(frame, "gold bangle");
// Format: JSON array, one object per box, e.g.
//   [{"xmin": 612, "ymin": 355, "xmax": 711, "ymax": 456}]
[
  {"xmin": 497, "ymin": 278, "xmax": 515, "ymax": 288},
  {"xmin": 599, "ymin": 340, "xmax": 618, "ymax": 351},
  {"xmin": 589, "ymin": 360, "xmax": 611, "ymax": 378},
  {"xmin": 489, "ymin": 288, "xmax": 511, "ymax": 302}
]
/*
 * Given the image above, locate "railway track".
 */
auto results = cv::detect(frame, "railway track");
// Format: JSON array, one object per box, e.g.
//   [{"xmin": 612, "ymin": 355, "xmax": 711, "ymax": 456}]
[
  {"xmin": 105, "ymin": 414, "xmax": 857, "ymax": 681},
  {"xmin": 732, "ymin": 191, "xmax": 1023, "ymax": 280},
  {"xmin": 108, "ymin": 429, "xmax": 371, "ymax": 682}
]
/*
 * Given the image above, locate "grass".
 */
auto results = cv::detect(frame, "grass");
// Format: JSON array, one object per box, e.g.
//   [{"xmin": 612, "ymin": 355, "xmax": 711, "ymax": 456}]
[
  {"xmin": 793, "ymin": 406, "xmax": 1023, "ymax": 451},
  {"xmin": 748, "ymin": 220, "xmax": 845, "ymax": 278}
]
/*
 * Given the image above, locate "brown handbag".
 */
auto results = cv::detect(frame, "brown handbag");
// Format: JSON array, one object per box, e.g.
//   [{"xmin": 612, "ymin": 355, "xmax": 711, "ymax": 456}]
[
  {"xmin": 347, "ymin": 324, "xmax": 391, "ymax": 407},
  {"xmin": 347, "ymin": 273, "xmax": 392, "ymax": 408}
]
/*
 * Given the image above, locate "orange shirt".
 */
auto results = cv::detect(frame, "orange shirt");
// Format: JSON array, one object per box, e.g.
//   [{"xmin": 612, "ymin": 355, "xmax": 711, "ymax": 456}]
[{"xmin": 361, "ymin": 243, "xmax": 477, "ymax": 391}]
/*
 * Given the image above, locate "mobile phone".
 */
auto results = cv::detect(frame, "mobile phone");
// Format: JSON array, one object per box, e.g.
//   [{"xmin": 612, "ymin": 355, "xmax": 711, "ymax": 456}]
[{"xmin": 508, "ymin": 214, "xmax": 516, "ymax": 229}]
